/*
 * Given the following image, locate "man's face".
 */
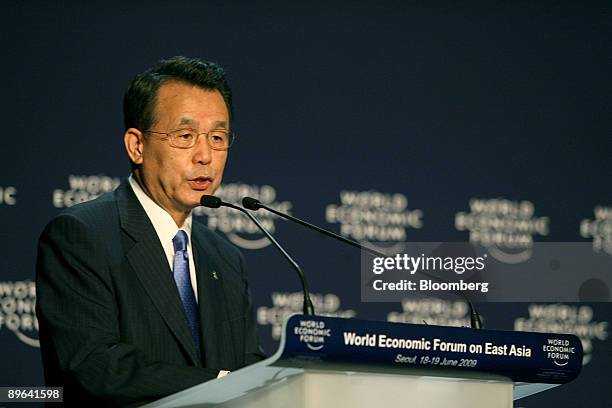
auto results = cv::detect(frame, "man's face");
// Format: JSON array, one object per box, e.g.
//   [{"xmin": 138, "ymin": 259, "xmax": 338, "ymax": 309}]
[{"xmin": 134, "ymin": 81, "xmax": 229, "ymax": 223}]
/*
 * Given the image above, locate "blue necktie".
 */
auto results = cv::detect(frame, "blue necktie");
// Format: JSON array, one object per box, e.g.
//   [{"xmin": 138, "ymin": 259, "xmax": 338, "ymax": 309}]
[{"xmin": 172, "ymin": 230, "xmax": 201, "ymax": 354}]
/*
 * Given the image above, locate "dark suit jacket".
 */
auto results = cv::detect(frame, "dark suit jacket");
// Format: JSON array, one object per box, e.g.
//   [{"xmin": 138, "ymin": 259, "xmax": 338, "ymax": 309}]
[{"xmin": 36, "ymin": 182, "xmax": 265, "ymax": 407}]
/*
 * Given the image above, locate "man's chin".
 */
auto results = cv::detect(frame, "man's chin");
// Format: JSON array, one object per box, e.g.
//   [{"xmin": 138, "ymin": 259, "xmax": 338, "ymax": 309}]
[
  {"xmin": 185, "ymin": 192, "xmax": 212, "ymax": 209},
  {"xmin": 183, "ymin": 184, "xmax": 220, "ymax": 208}
]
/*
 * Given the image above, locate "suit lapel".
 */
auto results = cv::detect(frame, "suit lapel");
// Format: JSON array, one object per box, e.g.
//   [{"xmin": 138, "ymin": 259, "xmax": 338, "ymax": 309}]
[
  {"xmin": 115, "ymin": 182, "xmax": 201, "ymax": 366},
  {"xmin": 191, "ymin": 227, "xmax": 236, "ymax": 369}
]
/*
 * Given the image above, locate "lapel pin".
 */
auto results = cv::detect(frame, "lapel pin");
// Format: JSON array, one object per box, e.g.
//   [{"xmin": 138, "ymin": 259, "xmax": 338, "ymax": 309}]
[{"xmin": 212, "ymin": 271, "xmax": 219, "ymax": 280}]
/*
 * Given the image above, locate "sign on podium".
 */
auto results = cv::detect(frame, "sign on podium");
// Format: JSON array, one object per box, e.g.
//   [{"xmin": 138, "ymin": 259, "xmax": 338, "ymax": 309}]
[{"xmin": 145, "ymin": 315, "xmax": 582, "ymax": 408}]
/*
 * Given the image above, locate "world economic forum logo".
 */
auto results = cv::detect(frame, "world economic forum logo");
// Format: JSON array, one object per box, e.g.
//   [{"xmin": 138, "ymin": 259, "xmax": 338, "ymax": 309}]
[
  {"xmin": 193, "ymin": 183, "xmax": 293, "ymax": 250},
  {"xmin": 257, "ymin": 292, "xmax": 356, "ymax": 341},
  {"xmin": 0, "ymin": 281, "xmax": 39, "ymax": 348},
  {"xmin": 52, "ymin": 174, "xmax": 120, "ymax": 208},
  {"xmin": 514, "ymin": 303, "xmax": 609, "ymax": 366},
  {"xmin": 387, "ymin": 297, "xmax": 470, "ymax": 327},
  {"xmin": 580, "ymin": 205, "xmax": 612, "ymax": 256},
  {"xmin": 455, "ymin": 197, "xmax": 549, "ymax": 263},
  {"xmin": 294, "ymin": 319, "xmax": 331, "ymax": 351},
  {"xmin": 0, "ymin": 185, "xmax": 17, "ymax": 205},
  {"xmin": 325, "ymin": 190, "xmax": 423, "ymax": 253}
]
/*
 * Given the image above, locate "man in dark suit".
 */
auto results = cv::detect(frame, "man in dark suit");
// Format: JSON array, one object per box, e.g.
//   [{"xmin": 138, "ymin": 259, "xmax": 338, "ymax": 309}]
[{"xmin": 36, "ymin": 56, "xmax": 265, "ymax": 406}]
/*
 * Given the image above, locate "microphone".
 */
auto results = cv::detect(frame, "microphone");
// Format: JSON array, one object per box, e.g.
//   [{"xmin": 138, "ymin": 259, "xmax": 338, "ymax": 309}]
[
  {"xmin": 242, "ymin": 196, "xmax": 483, "ymax": 329},
  {"xmin": 200, "ymin": 195, "xmax": 315, "ymax": 315},
  {"xmin": 200, "ymin": 195, "xmax": 223, "ymax": 208}
]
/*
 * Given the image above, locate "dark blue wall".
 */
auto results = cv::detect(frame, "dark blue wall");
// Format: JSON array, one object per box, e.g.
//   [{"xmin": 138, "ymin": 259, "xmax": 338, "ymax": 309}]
[{"xmin": 1, "ymin": 1, "xmax": 610, "ymax": 407}]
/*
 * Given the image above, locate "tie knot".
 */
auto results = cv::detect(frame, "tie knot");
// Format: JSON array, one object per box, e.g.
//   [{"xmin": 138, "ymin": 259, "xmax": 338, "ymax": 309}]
[{"xmin": 173, "ymin": 230, "xmax": 189, "ymax": 253}]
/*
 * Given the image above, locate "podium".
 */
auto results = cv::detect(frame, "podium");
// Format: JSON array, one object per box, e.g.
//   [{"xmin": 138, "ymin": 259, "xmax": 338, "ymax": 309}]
[{"xmin": 144, "ymin": 315, "xmax": 582, "ymax": 408}]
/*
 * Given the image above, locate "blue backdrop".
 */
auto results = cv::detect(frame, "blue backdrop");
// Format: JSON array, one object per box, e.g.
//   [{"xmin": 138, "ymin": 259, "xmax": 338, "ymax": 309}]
[{"xmin": 1, "ymin": 1, "xmax": 611, "ymax": 407}]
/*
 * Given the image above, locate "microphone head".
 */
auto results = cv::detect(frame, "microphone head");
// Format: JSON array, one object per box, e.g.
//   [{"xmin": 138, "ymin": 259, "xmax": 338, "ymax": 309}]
[
  {"xmin": 200, "ymin": 195, "xmax": 222, "ymax": 208},
  {"xmin": 242, "ymin": 196, "xmax": 262, "ymax": 210}
]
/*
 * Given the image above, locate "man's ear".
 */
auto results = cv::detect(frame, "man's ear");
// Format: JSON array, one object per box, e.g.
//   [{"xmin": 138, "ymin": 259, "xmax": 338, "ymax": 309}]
[{"xmin": 124, "ymin": 128, "xmax": 145, "ymax": 165}]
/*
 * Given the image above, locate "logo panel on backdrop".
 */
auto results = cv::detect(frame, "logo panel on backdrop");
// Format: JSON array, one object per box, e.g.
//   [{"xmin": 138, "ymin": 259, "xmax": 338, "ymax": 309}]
[
  {"xmin": 0, "ymin": 281, "xmax": 38, "ymax": 347},
  {"xmin": 455, "ymin": 197, "xmax": 549, "ymax": 263},
  {"xmin": 387, "ymin": 297, "xmax": 470, "ymax": 327},
  {"xmin": 580, "ymin": 205, "xmax": 612, "ymax": 256},
  {"xmin": 325, "ymin": 190, "xmax": 423, "ymax": 253},
  {"xmin": 257, "ymin": 292, "xmax": 356, "ymax": 341},
  {"xmin": 52, "ymin": 174, "xmax": 120, "ymax": 208},
  {"xmin": 194, "ymin": 183, "xmax": 293, "ymax": 250},
  {"xmin": 0, "ymin": 186, "xmax": 17, "ymax": 206}
]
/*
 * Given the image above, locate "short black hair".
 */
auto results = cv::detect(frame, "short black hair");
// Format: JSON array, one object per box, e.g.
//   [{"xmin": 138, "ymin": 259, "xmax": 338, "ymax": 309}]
[{"xmin": 123, "ymin": 56, "xmax": 232, "ymax": 131}]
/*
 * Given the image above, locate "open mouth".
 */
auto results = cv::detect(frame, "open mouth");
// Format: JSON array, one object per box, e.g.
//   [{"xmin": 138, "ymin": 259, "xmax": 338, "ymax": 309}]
[{"xmin": 188, "ymin": 176, "xmax": 212, "ymax": 191}]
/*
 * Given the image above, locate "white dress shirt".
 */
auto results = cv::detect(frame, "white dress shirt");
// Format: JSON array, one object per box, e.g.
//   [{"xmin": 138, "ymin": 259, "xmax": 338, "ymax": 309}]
[
  {"xmin": 129, "ymin": 176, "xmax": 231, "ymax": 377},
  {"xmin": 129, "ymin": 175, "xmax": 198, "ymax": 301}
]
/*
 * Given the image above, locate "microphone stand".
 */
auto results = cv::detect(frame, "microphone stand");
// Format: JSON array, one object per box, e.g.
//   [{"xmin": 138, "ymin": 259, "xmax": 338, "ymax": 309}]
[{"xmin": 201, "ymin": 195, "xmax": 315, "ymax": 315}]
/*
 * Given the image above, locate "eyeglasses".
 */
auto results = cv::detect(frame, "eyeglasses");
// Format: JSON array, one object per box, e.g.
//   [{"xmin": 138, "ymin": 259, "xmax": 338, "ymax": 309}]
[{"xmin": 144, "ymin": 128, "xmax": 236, "ymax": 150}]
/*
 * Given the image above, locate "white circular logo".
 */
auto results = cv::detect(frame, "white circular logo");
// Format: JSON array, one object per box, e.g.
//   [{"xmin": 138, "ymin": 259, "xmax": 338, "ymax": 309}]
[
  {"xmin": 194, "ymin": 183, "xmax": 293, "ymax": 250},
  {"xmin": 52, "ymin": 174, "xmax": 120, "ymax": 208},
  {"xmin": 0, "ymin": 186, "xmax": 17, "ymax": 205},
  {"xmin": 257, "ymin": 292, "xmax": 356, "ymax": 340},
  {"xmin": 326, "ymin": 190, "xmax": 423, "ymax": 253},
  {"xmin": 580, "ymin": 206, "xmax": 612, "ymax": 256},
  {"xmin": 0, "ymin": 280, "xmax": 39, "ymax": 348},
  {"xmin": 455, "ymin": 197, "xmax": 549, "ymax": 263},
  {"xmin": 388, "ymin": 297, "xmax": 469, "ymax": 327},
  {"xmin": 514, "ymin": 303, "xmax": 609, "ymax": 366}
]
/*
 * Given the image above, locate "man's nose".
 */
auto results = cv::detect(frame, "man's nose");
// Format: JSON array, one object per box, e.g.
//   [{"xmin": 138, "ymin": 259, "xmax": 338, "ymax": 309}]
[{"xmin": 192, "ymin": 134, "xmax": 212, "ymax": 164}]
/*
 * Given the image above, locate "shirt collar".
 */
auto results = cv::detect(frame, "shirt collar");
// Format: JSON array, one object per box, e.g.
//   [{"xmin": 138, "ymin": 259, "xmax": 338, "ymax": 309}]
[{"xmin": 128, "ymin": 174, "xmax": 192, "ymax": 245}]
